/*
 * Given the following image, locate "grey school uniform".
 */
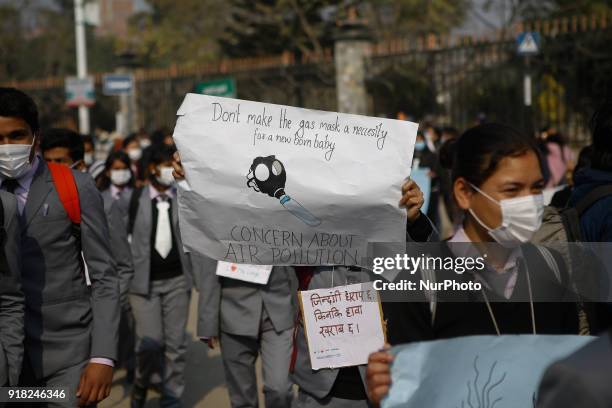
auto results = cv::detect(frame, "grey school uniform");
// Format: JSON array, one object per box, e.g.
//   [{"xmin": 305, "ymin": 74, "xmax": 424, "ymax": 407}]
[
  {"xmin": 197, "ymin": 265, "xmax": 297, "ymax": 408},
  {"xmin": 5, "ymin": 160, "xmax": 119, "ymax": 407},
  {"xmin": 0, "ymin": 191, "xmax": 24, "ymax": 387},
  {"xmin": 118, "ymin": 185, "xmax": 198, "ymax": 406}
]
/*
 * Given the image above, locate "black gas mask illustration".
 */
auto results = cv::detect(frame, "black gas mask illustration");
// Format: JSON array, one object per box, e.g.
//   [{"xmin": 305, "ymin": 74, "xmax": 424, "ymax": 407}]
[{"xmin": 246, "ymin": 155, "xmax": 321, "ymax": 227}]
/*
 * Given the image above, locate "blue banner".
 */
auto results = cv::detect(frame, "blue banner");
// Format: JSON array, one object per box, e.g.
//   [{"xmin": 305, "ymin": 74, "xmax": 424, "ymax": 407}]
[
  {"xmin": 410, "ymin": 167, "xmax": 431, "ymax": 214},
  {"xmin": 383, "ymin": 335, "xmax": 593, "ymax": 408}
]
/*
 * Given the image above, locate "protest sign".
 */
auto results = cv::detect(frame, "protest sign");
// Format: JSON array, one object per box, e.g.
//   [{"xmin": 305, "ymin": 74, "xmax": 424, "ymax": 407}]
[
  {"xmin": 298, "ymin": 282, "xmax": 386, "ymax": 370},
  {"xmin": 215, "ymin": 261, "xmax": 273, "ymax": 285},
  {"xmin": 383, "ymin": 335, "xmax": 594, "ymax": 408},
  {"xmin": 410, "ymin": 167, "xmax": 431, "ymax": 214},
  {"xmin": 173, "ymin": 94, "xmax": 418, "ymax": 266}
]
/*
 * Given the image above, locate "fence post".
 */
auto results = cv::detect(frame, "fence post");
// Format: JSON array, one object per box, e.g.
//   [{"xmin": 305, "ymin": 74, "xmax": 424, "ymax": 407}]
[{"xmin": 334, "ymin": 7, "xmax": 372, "ymax": 114}]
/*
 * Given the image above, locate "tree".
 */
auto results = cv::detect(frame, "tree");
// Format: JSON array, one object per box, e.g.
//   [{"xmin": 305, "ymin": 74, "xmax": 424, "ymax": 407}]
[
  {"xmin": 0, "ymin": 4, "xmax": 24, "ymax": 80},
  {"xmin": 128, "ymin": 0, "xmax": 230, "ymax": 67},
  {"xmin": 363, "ymin": 0, "xmax": 470, "ymax": 39},
  {"xmin": 219, "ymin": 0, "xmax": 338, "ymax": 58}
]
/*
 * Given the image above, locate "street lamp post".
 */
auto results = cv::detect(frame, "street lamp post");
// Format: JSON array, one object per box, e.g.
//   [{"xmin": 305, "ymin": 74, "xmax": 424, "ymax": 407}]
[{"xmin": 74, "ymin": 0, "xmax": 90, "ymax": 134}]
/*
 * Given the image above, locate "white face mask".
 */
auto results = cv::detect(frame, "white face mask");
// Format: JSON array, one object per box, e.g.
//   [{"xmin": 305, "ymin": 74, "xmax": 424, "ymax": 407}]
[
  {"xmin": 156, "ymin": 166, "xmax": 175, "ymax": 187},
  {"xmin": 84, "ymin": 152, "xmax": 94, "ymax": 166},
  {"xmin": 0, "ymin": 139, "xmax": 34, "ymax": 179},
  {"xmin": 468, "ymin": 183, "xmax": 544, "ymax": 247},
  {"xmin": 127, "ymin": 148, "xmax": 142, "ymax": 161},
  {"xmin": 110, "ymin": 169, "xmax": 131, "ymax": 186},
  {"xmin": 139, "ymin": 139, "xmax": 151, "ymax": 148}
]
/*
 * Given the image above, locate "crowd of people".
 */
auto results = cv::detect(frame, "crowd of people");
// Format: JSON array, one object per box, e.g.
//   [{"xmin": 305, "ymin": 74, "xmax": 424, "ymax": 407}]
[{"xmin": 0, "ymin": 85, "xmax": 611, "ymax": 408}]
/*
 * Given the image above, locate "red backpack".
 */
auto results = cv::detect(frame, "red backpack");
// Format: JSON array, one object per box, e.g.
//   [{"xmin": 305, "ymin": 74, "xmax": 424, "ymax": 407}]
[{"xmin": 47, "ymin": 162, "xmax": 81, "ymax": 224}]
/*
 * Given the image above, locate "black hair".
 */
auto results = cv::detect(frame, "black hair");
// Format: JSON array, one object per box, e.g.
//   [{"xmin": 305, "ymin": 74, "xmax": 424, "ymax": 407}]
[
  {"xmin": 148, "ymin": 144, "xmax": 176, "ymax": 167},
  {"xmin": 573, "ymin": 145, "xmax": 594, "ymax": 180},
  {"xmin": 82, "ymin": 134, "xmax": 95, "ymax": 148},
  {"xmin": 441, "ymin": 126, "xmax": 459, "ymax": 139},
  {"xmin": 151, "ymin": 127, "xmax": 171, "ymax": 146},
  {"xmin": 98, "ymin": 150, "xmax": 134, "ymax": 191},
  {"xmin": 0, "ymin": 87, "xmax": 40, "ymax": 134},
  {"xmin": 122, "ymin": 134, "xmax": 139, "ymax": 149},
  {"xmin": 440, "ymin": 123, "xmax": 542, "ymax": 187},
  {"xmin": 589, "ymin": 100, "xmax": 612, "ymax": 171},
  {"xmin": 40, "ymin": 128, "xmax": 84, "ymax": 162}
]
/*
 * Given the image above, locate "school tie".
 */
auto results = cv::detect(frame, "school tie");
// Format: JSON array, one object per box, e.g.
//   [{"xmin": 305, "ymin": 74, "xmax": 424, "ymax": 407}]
[
  {"xmin": 154, "ymin": 195, "xmax": 172, "ymax": 259},
  {"xmin": 2, "ymin": 179, "xmax": 19, "ymax": 194}
]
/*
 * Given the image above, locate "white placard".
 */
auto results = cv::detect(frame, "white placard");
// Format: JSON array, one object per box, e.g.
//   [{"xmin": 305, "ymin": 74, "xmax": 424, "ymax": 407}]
[
  {"xmin": 299, "ymin": 282, "xmax": 386, "ymax": 370},
  {"xmin": 174, "ymin": 94, "xmax": 418, "ymax": 266},
  {"xmin": 215, "ymin": 261, "xmax": 273, "ymax": 285}
]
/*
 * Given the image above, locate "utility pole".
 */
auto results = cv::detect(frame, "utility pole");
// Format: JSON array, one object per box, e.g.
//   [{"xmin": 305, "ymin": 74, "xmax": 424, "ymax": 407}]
[{"xmin": 74, "ymin": 0, "xmax": 90, "ymax": 134}]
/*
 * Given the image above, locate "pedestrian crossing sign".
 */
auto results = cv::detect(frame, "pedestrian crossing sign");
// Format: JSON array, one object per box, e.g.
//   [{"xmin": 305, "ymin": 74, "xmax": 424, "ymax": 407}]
[{"xmin": 517, "ymin": 32, "xmax": 541, "ymax": 55}]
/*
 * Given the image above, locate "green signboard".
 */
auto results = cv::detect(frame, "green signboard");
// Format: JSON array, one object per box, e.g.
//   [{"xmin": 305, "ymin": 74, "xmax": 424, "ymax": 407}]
[{"xmin": 195, "ymin": 78, "xmax": 236, "ymax": 98}]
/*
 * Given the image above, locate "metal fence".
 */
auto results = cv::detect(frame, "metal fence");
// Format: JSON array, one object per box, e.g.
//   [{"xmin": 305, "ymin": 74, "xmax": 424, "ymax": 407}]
[{"xmin": 4, "ymin": 13, "xmax": 612, "ymax": 146}]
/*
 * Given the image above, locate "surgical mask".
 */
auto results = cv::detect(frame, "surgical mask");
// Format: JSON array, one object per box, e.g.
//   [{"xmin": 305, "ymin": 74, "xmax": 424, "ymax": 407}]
[
  {"xmin": 127, "ymin": 148, "xmax": 142, "ymax": 161},
  {"xmin": 415, "ymin": 141, "xmax": 426, "ymax": 152},
  {"xmin": 156, "ymin": 166, "xmax": 175, "ymax": 187},
  {"xmin": 110, "ymin": 169, "xmax": 131, "ymax": 186},
  {"xmin": 468, "ymin": 183, "xmax": 544, "ymax": 247},
  {"xmin": 139, "ymin": 139, "xmax": 151, "ymax": 148},
  {"xmin": 0, "ymin": 140, "xmax": 34, "ymax": 179},
  {"xmin": 84, "ymin": 152, "xmax": 94, "ymax": 166}
]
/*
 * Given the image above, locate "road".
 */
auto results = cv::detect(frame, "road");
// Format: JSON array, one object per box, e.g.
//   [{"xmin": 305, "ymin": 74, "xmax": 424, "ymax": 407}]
[{"xmin": 100, "ymin": 290, "xmax": 267, "ymax": 408}]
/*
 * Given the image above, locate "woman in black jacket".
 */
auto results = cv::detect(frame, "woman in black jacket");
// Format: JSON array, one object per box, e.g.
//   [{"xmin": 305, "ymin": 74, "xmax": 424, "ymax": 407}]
[{"xmin": 368, "ymin": 123, "xmax": 581, "ymax": 406}]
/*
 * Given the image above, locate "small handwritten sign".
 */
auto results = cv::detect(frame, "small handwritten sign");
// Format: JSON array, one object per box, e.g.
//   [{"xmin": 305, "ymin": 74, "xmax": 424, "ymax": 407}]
[
  {"xmin": 299, "ymin": 282, "xmax": 386, "ymax": 370},
  {"xmin": 215, "ymin": 261, "xmax": 273, "ymax": 285}
]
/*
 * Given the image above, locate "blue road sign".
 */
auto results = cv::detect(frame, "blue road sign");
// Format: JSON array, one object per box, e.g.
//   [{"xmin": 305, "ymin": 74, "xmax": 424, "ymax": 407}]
[
  {"xmin": 517, "ymin": 32, "xmax": 541, "ymax": 55},
  {"xmin": 103, "ymin": 74, "xmax": 134, "ymax": 96}
]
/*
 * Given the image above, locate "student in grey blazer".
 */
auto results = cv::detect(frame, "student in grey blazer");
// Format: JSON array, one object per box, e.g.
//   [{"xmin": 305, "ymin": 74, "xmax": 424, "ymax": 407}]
[
  {"xmin": 292, "ymin": 180, "xmax": 431, "ymax": 408},
  {"xmin": 537, "ymin": 328, "xmax": 612, "ymax": 408},
  {"xmin": 118, "ymin": 145, "xmax": 197, "ymax": 408},
  {"xmin": 0, "ymin": 88, "xmax": 119, "ymax": 407},
  {"xmin": 41, "ymin": 128, "xmax": 136, "ymax": 380},
  {"xmin": 0, "ymin": 191, "xmax": 24, "ymax": 387},
  {"xmin": 197, "ymin": 265, "xmax": 297, "ymax": 408}
]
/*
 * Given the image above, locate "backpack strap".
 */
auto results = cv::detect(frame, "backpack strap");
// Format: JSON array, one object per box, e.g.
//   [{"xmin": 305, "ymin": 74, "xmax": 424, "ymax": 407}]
[
  {"xmin": 534, "ymin": 244, "xmax": 590, "ymax": 335},
  {"xmin": 47, "ymin": 162, "xmax": 81, "ymax": 224},
  {"xmin": 47, "ymin": 163, "xmax": 90, "ymax": 284},
  {"xmin": 574, "ymin": 185, "xmax": 612, "ymax": 217},
  {"xmin": 128, "ymin": 187, "xmax": 144, "ymax": 236},
  {"xmin": 534, "ymin": 245, "xmax": 562, "ymax": 283}
]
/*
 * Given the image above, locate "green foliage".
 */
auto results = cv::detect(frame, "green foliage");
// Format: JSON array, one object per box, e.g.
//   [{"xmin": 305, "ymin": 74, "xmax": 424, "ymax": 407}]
[
  {"xmin": 127, "ymin": 0, "xmax": 229, "ymax": 67},
  {"xmin": 364, "ymin": 0, "xmax": 470, "ymax": 38},
  {"xmin": 219, "ymin": 0, "xmax": 338, "ymax": 58},
  {"xmin": 0, "ymin": 0, "xmax": 116, "ymax": 81}
]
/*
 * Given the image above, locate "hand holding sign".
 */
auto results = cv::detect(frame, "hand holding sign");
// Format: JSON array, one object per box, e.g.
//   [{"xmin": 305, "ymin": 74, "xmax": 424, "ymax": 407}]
[
  {"xmin": 399, "ymin": 179, "xmax": 424, "ymax": 223},
  {"xmin": 367, "ymin": 348, "xmax": 394, "ymax": 407},
  {"xmin": 172, "ymin": 151, "xmax": 185, "ymax": 181}
]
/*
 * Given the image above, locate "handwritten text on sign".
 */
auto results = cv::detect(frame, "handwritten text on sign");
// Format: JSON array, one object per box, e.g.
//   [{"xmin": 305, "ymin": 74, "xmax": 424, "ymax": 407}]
[
  {"xmin": 215, "ymin": 261, "xmax": 273, "ymax": 285},
  {"xmin": 299, "ymin": 282, "xmax": 385, "ymax": 370},
  {"xmin": 174, "ymin": 94, "xmax": 418, "ymax": 266}
]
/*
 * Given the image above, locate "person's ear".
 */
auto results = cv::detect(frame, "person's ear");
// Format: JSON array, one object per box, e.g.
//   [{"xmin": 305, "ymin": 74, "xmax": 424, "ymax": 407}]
[
  {"xmin": 454, "ymin": 177, "xmax": 474, "ymax": 210},
  {"xmin": 29, "ymin": 133, "xmax": 39, "ymax": 162},
  {"xmin": 147, "ymin": 163, "xmax": 157, "ymax": 177}
]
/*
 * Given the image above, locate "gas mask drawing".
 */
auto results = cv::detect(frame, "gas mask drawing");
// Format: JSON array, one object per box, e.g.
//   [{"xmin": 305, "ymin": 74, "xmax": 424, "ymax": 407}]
[{"xmin": 246, "ymin": 155, "xmax": 321, "ymax": 227}]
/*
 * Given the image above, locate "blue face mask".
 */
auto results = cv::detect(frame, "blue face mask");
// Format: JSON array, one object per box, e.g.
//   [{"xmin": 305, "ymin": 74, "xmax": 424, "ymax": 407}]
[{"xmin": 415, "ymin": 141, "xmax": 426, "ymax": 152}]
